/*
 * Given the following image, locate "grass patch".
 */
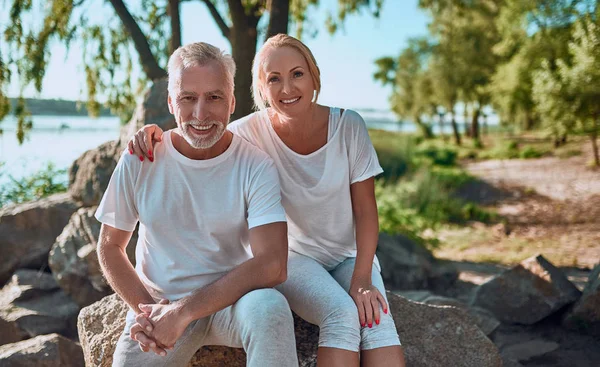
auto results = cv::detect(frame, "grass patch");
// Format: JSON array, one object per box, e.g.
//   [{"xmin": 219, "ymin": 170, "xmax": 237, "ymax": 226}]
[{"xmin": 431, "ymin": 224, "xmax": 589, "ymax": 266}]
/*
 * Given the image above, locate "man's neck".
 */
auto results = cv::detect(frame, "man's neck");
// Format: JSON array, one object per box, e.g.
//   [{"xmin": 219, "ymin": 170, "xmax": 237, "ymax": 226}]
[{"xmin": 171, "ymin": 130, "xmax": 233, "ymax": 160}]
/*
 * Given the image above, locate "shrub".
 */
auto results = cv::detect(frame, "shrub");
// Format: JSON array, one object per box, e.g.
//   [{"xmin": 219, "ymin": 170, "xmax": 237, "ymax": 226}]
[
  {"xmin": 519, "ymin": 146, "xmax": 544, "ymax": 159},
  {"xmin": 415, "ymin": 143, "xmax": 458, "ymax": 166},
  {"xmin": 0, "ymin": 163, "xmax": 68, "ymax": 208}
]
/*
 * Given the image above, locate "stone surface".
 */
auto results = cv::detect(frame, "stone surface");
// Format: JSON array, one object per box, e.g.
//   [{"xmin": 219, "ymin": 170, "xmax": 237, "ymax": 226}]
[
  {"xmin": 0, "ymin": 333, "xmax": 84, "ymax": 367},
  {"xmin": 501, "ymin": 339, "xmax": 560, "ymax": 362},
  {"xmin": 0, "ymin": 270, "xmax": 80, "ymax": 344},
  {"xmin": 118, "ymin": 78, "xmax": 175, "ymax": 149},
  {"xmin": 470, "ymin": 254, "xmax": 582, "ymax": 324},
  {"xmin": 79, "ymin": 292, "xmax": 501, "ymax": 367},
  {"xmin": 377, "ymin": 233, "xmax": 458, "ymax": 290},
  {"xmin": 563, "ymin": 264, "xmax": 600, "ymax": 335},
  {"xmin": 68, "ymin": 79, "xmax": 176, "ymax": 208},
  {"xmin": 0, "ymin": 193, "xmax": 78, "ymax": 286},
  {"xmin": 49, "ymin": 207, "xmax": 137, "ymax": 308},
  {"xmin": 396, "ymin": 290, "xmax": 500, "ymax": 336},
  {"xmin": 68, "ymin": 140, "xmax": 120, "ymax": 207}
]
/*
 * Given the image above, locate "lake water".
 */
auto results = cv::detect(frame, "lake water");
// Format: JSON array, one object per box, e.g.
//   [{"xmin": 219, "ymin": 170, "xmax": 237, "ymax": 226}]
[{"xmin": 0, "ymin": 111, "xmax": 478, "ymax": 186}]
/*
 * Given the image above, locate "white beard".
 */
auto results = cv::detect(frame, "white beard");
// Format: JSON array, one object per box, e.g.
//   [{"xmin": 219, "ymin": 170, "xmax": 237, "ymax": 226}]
[{"xmin": 179, "ymin": 119, "xmax": 227, "ymax": 149}]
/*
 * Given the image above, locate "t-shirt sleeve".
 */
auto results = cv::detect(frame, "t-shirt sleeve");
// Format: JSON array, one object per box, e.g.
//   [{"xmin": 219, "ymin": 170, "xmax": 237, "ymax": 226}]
[
  {"xmin": 347, "ymin": 111, "xmax": 384, "ymax": 184},
  {"xmin": 246, "ymin": 158, "xmax": 287, "ymax": 229},
  {"xmin": 95, "ymin": 150, "xmax": 140, "ymax": 232}
]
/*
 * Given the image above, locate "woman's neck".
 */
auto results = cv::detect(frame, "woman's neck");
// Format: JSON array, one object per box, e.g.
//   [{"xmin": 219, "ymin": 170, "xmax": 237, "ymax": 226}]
[{"xmin": 269, "ymin": 104, "xmax": 324, "ymax": 137}]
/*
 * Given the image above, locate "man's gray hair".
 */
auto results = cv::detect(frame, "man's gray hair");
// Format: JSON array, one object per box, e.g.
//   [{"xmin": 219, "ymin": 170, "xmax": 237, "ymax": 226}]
[{"xmin": 167, "ymin": 42, "xmax": 236, "ymax": 96}]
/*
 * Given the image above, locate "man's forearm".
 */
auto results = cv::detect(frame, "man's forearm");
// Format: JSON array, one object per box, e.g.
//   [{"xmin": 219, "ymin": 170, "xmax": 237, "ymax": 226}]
[
  {"xmin": 176, "ymin": 254, "xmax": 286, "ymax": 324},
  {"xmin": 98, "ymin": 245, "xmax": 155, "ymax": 314}
]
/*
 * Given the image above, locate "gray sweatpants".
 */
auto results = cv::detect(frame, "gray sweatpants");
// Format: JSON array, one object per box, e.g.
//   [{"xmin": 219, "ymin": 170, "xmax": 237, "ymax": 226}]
[
  {"xmin": 112, "ymin": 288, "xmax": 299, "ymax": 367},
  {"xmin": 276, "ymin": 252, "xmax": 401, "ymax": 352}
]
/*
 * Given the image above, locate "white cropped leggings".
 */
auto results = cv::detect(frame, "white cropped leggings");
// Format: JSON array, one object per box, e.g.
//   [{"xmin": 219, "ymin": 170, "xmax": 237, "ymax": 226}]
[{"xmin": 276, "ymin": 252, "xmax": 401, "ymax": 352}]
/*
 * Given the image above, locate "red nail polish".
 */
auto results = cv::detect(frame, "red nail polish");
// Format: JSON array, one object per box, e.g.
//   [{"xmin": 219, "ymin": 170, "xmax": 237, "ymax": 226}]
[
  {"xmin": 376, "ymin": 319, "xmax": 380, "ymax": 325},
  {"xmin": 129, "ymin": 149, "xmax": 133, "ymax": 155},
  {"xmin": 139, "ymin": 156, "xmax": 144, "ymax": 161},
  {"xmin": 148, "ymin": 150, "xmax": 152, "ymax": 156},
  {"xmin": 149, "ymin": 157, "xmax": 154, "ymax": 162},
  {"xmin": 361, "ymin": 323, "xmax": 365, "ymax": 327},
  {"xmin": 368, "ymin": 323, "xmax": 372, "ymax": 328},
  {"xmin": 384, "ymin": 309, "xmax": 388, "ymax": 314}
]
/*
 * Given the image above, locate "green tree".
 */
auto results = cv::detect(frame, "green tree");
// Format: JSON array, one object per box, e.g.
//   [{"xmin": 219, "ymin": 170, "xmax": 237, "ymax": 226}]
[
  {"xmin": 420, "ymin": 0, "xmax": 504, "ymax": 144},
  {"xmin": 374, "ymin": 38, "xmax": 435, "ymax": 139},
  {"xmin": 491, "ymin": 0, "xmax": 593, "ymax": 132},
  {"xmin": 533, "ymin": 14, "xmax": 600, "ymax": 165},
  {"xmin": 0, "ymin": 0, "xmax": 383, "ymax": 143}
]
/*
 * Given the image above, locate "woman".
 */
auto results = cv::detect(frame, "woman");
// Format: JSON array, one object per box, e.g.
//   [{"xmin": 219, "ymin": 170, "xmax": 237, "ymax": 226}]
[{"xmin": 129, "ymin": 34, "xmax": 405, "ymax": 366}]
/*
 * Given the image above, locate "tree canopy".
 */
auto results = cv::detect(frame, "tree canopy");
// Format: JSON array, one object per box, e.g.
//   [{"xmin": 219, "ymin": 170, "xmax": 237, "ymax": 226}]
[{"xmin": 1, "ymin": 0, "xmax": 383, "ymax": 143}]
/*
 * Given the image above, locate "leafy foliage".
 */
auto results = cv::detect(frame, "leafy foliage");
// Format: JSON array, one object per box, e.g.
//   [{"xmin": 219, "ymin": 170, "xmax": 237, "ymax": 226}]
[{"xmin": 0, "ymin": 162, "xmax": 67, "ymax": 207}]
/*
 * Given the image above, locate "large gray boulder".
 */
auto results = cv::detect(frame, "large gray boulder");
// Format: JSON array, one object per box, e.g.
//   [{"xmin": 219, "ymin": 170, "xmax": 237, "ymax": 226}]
[
  {"xmin": 0, "ymin": 193, "xmax": 78, "ymax": 286},
  {"xmin": 0, "ymin": 270, "xmax": 80, "ymax": 344},
  {"xmin": 49, "ymin": 207, "xmax": 137, "ymax": 308},
  {"xmin": 470, "ymin": 255, "xmax": 582, "ymax": 324},
  {"xmin": 68, "ymin": 140, "xmax": 120, "ymax": 207},
  {"xmin": 377, "ymin": 233, "xmax": 458, "ymax": 290},
  {"xmin": 78, "ymin": 292, "xmax": 501, "ymax": 367},
  {"xmin": 397, "ymin": 290, "xmax": 500, "ymax": 336},
  {"xmin": 563, "ymin": 264, "xmax": 600, "ymax": 335},
  {"xmin": 0, "ymin": 333, "xmax": 84, "ymax": 367}
]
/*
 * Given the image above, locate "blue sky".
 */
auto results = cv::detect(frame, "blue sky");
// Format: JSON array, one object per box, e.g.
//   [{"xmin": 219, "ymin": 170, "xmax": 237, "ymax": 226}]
[{"xmin": 6, "ymin": 0, "xmax": 429, "ymax": 111}]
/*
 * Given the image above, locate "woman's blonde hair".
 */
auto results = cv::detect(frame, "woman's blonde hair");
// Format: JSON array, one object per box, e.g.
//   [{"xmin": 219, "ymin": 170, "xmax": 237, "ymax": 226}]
[{"xmin": 252, "ymin": 34, "xmax": 321, "ymax": 110}]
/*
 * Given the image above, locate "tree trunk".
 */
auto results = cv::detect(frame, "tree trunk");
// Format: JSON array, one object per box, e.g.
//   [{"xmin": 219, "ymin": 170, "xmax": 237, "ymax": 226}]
[
  {"xmin": 525, "ymin": 112, "xmax": 535, "ymax": 130},
  {"xmin": 483, "ymin": 113, "xmax": 488, "ymax": 135},
  {"xmin": 591, "ymin": 129, "xmax": 600, "ymax": 167},
  {"xmin": 438, "ymin": 112, "xmax": 445, "ymax": 137},
  {"xmin": 168, "ymin": 0, "xmax": 182, "ymax": 54},
  {"xmin": 463, "ymin": 105, "xmax": 471, "ymax": 138},
  {"xmin": 227, "ymin": 0, "xmax": 261, "ymax": 120},
  {"xmin": 471, "ymin": 107, "xmax": 480, "ymax": 142},
  {"xmin": 450, "ymin": 109, "xmax": 461, "ymax": 146},
  {"xmin": 108, "ymin": 0, "xmax": 166, "ymax": 80},
  {"xmin": 266, "ymin": 0, "xmax": 290, "ymax": 39},
  {"xmin": 416, "ymin": 116, "xmax": 433, "ymax": 139}
]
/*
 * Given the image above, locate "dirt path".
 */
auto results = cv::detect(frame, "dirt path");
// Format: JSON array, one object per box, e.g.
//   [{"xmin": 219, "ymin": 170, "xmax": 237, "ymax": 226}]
[
  {"xmin": 430, "ymin": 146, "xmax": 600, "ymax": 367},
  {"xmin": 434, "ymin": 144, "xmax": 600, "ymax": 269}
]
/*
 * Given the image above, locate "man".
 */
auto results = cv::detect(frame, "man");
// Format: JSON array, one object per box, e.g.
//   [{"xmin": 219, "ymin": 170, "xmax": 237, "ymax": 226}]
[{"xmin": 95, "ymin": 42, "xmax": 298, "ymax": 367}]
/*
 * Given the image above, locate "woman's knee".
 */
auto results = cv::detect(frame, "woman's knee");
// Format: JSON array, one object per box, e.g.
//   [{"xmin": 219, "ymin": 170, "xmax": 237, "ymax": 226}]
[{"xmin": 318, "ymin": 298, "xmax": 361, "ymax": 351}]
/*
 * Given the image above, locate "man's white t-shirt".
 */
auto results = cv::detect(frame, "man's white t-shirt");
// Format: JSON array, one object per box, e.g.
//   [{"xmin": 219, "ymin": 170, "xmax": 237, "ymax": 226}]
[
  {"xmin": 229, "ymin": 108, "xmax": 383, "ymax": 271},
  {"xmin": 95, "ymin": 131, "xmax": 286, "ymax": 301}
]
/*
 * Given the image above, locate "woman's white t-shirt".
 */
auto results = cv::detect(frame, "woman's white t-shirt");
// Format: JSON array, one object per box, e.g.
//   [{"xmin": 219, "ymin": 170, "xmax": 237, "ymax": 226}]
[{"xmin": 229, "ymin": 108, "xmax": 383, "ymax": 270}]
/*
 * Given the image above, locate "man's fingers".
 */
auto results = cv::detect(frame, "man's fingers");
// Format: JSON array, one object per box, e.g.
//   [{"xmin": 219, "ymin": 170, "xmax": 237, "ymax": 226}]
[
  {"xmin": 134, "ymin": 315, "xmax": 153, "ymax": 333},
  {"xmin": 130, "ymin": 324, "xmax": 146, "ymax": 340},
  {"xmin": 136, "ymin": 332, "xmax": 167, "ymax": 356},
  {"xmin": 139, "ymin": 342, "xmax": 149, "ymax": 353}
]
